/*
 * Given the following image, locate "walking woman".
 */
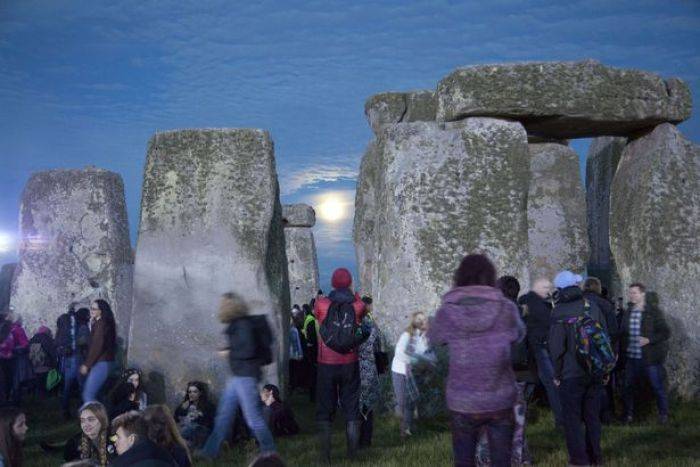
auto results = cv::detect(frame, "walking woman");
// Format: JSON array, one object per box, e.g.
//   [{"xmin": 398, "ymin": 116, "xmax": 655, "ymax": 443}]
[
  {"xmin": 199, "ymin": 292, "xmax": 276, "ymax": 459},
  {"xmin": 391, "ymin": 311, "xmax": 432, "ymax": 438},
  {"xmin": 0, "ymin": 407, "xmax": 28, "ymax": 467},
  {"xmin": 428, "ymin": 254, "xmax": 525, "ymax": 467},
  {"xmin": 80, "ymin": 299, "xmax": 116, "ymax": 403}
]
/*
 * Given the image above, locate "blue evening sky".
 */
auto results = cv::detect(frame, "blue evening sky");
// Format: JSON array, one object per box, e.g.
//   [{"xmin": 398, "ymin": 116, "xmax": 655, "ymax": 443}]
[{"xmin": 1, "ymin": 0, "xmax": 699, "ymax": 291}]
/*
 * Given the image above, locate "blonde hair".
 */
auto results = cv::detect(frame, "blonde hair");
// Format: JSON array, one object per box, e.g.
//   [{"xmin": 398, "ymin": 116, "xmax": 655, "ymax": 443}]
[
  {"xmin": 218, "ymin": 292, "xmax": 250, "ymax": 323},
  {"xmin": 78, "ymin": 402, "xmax": 109, "ymax": 466},
  {"xmin": 405, "ymin": 311, "xmax": 426, "ymax": 337}
]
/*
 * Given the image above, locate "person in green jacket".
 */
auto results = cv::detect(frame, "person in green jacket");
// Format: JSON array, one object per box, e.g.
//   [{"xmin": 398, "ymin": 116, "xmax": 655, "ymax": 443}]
[{"xmin": 620, "ymin": 283, "xmax": 671, "ymax": 424}]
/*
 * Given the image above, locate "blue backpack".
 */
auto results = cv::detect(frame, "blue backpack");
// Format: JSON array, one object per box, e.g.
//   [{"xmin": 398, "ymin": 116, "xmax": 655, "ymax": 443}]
[{"xmin": 563, "ymin": 302, "xmax": 617, "ymax": 379}]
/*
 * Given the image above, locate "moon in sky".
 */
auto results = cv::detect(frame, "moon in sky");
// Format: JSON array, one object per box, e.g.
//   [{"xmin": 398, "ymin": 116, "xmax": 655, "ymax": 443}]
[
  {"xmin": 0, "ymin": 233, "xmax": 12, "ymax": 253},
  {"xmin": 316, "ymin": 194, "xmax": 347, "ymax": 223}
]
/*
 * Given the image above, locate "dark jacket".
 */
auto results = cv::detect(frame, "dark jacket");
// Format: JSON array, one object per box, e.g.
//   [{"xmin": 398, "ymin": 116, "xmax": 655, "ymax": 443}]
[
  {"xmin": 518, "ymin": 291, "xmax": 553, "ymax": 346},
  {"xmin": 174, "ymin": 400, "xmax": 215, "ymax": 429},
  {"xmin": 225, "ymin": 315, "xmax": 271, "ymax": 379},
  {"xmin": 620, "ymin": 303, "xmax": 670, "ymax": 366},
  {"xmin": 549, "ymin": 286, "xmax": 607, "ymax": 380},
  {"xmin": 583, "ymin": 291, "xmax": 620, "ymax": 344},
  {"xmin": 262, "ymin": 400, "xmax": 300, "ymax": 437},
  {"xmin": 63, "ymin": 431, "xmax": 117, "ymax": 464},
  {"xmin": 28, "ymin": 332, "xmax": 57, "ymax": 373},
  {"xmin": 111, "ymin": 439, "xmax": 176, "ymax": 467},
  {"xmin": 84, "ymin": 318, "xmax": 116, "ymax": 370},
  {"xmin": 167, "ymin": 443, "xmax": 191, "ymax": 467}
]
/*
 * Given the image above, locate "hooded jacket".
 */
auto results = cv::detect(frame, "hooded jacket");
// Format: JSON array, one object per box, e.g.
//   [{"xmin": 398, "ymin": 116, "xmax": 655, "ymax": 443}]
[
  {"xmin": 548, "ymin": 286, "xmax": 606, "ymax": 380},
  {"xmin": 518, "ymin": 290, "xmax": 553, "ymax": 346},
  {"xmin": 428, "ymin": 285, "xmax": 525, "ymax": 414}
]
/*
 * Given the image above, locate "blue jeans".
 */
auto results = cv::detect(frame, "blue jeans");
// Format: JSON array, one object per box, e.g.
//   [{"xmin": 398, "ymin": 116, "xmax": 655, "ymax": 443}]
[
  {"xmin": 623, "ymin": 359, "xmax": 668, "ymax": 417},
  {"xmin": 201, "ymin": 376, "xmax": 275, "ymax": 457},
  {"xmin": 82, "ymin": 361, "xmax": 113, "ymax": 403},
  {"xmin": 533, "ymin": 344, "xmax": 563, "ymax": 426},
  {"xmin": 451, "ymin": 409, "xmax": 514, "ymax": 467},
  {"xmin": 558, "ymin": 378, "xmax": 603, "ymax": 466},
  {"xmin": 61, "ymin": 355, "xmax": 84, "ymax": 411}
]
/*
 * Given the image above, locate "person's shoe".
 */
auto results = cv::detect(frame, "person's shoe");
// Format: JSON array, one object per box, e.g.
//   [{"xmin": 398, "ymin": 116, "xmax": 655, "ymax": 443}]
[
  {"xmin": 346, "ymin": 420, "xmax": 360, "ymax": 459},
  {"xmin": 317, "ymin": 421, "xmax": 332, "ymax": 464},
  {"xmin": 658, "ymin": 414, "xmax": 669, "ymax": 425}
]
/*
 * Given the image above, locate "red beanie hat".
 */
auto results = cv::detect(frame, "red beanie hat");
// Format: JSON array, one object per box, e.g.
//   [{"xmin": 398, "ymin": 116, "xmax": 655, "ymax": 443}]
[{"xmin": 331, "ymin": 268, "xmax": 352, "ymax": 289}]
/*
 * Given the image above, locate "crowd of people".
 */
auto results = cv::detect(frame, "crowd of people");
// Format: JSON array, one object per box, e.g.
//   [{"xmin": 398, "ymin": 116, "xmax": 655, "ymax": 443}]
[{"xmin": 0, "ymin": 253, "xmax": 672, "ymax": 466}]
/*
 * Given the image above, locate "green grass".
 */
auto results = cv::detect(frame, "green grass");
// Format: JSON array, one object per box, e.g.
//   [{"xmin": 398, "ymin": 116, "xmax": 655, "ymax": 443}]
[{"xmin": 23, "ymin": 393, "xmax": 700, "ymax": 466}]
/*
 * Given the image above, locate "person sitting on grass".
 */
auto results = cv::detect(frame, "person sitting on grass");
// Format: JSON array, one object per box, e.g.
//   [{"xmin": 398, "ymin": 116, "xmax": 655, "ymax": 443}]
[
  {"xmin": 143, "ymin": 405, "xmax": 192, "ymax": 467},
  {"xmin": 62, "ymin": 402, "xmax": 116, "ymax": 466},
  {"xmin": 111, "ymin": 411, "xmax": 176, "ymax": 467},
  {"xmin": 260, "ymin": 384, "xmax": 299, "ymax": 437},
  {"xmin": 0, "ymin": 407, "xmax": 28, "ymax": 467},
  {"xmin": 173, "ymin": 381, "xmax": 215, "ymax": 450},
  {"xmin": 109, "ymin": 368, "xmax": 148, "ymax": 418}
]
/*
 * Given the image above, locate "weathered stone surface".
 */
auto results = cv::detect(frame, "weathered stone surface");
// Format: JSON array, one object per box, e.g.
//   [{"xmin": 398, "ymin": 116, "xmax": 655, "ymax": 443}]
[
  {"xmin": 354, "ymin": 118, "xmax": 530, "ymax": 342},
  {"xmin": 282, "ymin": 204, "xmax": 316, "ymax": 228},
  {"xmin": 128, "ymin": 129, "xmax": 289, "ymax": 403},
  {"xmin": 437, "ymin": 60, "xmax": 692, "ymax": 139},
  {"xmin": 0, "ymin": 263, "xmax": 16, "ymax": 313},
  {"xmin": 284, "ymin": 226, "xmax": 320, "ymax": 308},
  {"xmin": 10, "ymin": 169, "xmax": 132, "ymax": 338},
  {"xmin": 364, "ymin": 90, "xmax": 436, "ymax": 135},
  {"xmin": 528, "ymin": 143, "xmax": 588, "ymax": 282},
  {"xmin": 586, "ymin": 137, "xmax": 626, "ymax": 294},
  {"xmin": 610, "ymin": 123, "xmax": 700, "ymax": 398}
]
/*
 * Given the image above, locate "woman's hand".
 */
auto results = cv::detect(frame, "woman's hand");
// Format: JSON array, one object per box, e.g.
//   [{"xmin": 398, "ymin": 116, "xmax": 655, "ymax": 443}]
[{"xmin": 79, "ymin": 365, "xmax": 88, "ymax": 375}]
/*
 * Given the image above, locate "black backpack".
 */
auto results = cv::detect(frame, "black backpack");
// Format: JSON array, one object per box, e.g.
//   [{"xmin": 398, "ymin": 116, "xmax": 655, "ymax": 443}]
[{"xmin": 319, "ymin": 301, "xmax": 367, "ymax": 354}]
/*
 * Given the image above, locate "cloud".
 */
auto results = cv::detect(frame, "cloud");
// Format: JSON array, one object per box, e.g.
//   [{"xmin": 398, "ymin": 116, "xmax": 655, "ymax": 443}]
[{"xmin": 280, "ymin": 164, "xmax": 358, "ymax": 195}]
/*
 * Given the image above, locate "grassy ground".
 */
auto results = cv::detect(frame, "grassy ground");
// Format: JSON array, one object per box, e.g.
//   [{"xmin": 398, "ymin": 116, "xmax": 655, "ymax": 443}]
[{"xmin": 23, "ymin": 393, "xmax": 700, "ymax": 466}]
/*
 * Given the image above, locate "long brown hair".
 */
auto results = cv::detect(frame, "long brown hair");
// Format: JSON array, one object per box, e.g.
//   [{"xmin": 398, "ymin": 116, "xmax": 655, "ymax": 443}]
[
  {"xmin": 218, "ymin": 292, "xmax": 249, "ymax": 323},
  {"xmin": 405, "ymin": 311, "xmax": 426, "ymax": 337},
  {"xmin": 143, "ymin": 405, "xmax": 192, "ymax": 464},
  {"xmin": 78, "ymin": 402, "xmax": 109, "ymax": 467},
  {"xmin": 0, "ymin": 407, "xmax": 24, "ymax": 467}
]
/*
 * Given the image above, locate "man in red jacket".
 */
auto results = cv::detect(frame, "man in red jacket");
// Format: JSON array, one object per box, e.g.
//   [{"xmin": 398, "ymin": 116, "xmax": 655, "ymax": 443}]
[{"xmin": 314, "ymin": 267, "xmax": 366, "ymax": 462}]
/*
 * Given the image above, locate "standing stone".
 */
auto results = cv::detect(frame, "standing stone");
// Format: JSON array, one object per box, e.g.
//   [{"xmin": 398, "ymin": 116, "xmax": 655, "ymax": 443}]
[
  {"xmin": 10, "ymin": 169, "xmax": 132, "ymax": 338},
  {"xmin": 354, "ymin": 118, "xmax": 530, "ymax": 342},
  {"xmin": 437, "ymin": 60, "xmax": 692, "ymax": 139},
  {"xmin": 128, "ymin": 129, "xmax": 289, "ymax": 404},
  {"xmin": 586, "ymin": 137, "xmax": 627, "ymax": 295},
  {"xmin": 0, "ymin": 263, "xmax": 17, "ymax": 312},
  {"xmin": 282, "ymin": 204, "xmax": 319, "ymax": 308},
  {"xmin": 527, "ymin": 143, "xmax": 588, "ymax": 282},
  {"xmin": 364, "ymin": 90, "xmax": 436, "ymax": 135},
  {"xmin": 610, "ymin": 123, "xmax": 700, "ymax": 398}
]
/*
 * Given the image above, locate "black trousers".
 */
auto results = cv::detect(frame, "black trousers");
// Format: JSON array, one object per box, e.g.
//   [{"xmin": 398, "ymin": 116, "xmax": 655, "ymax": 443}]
[
  {"xmin": 359, "ymin": 409, "xmax": 374, "ymax": 447},
  {"xmin": 315, "ymin": 362, "xmax": 360, "ymax": 422}
]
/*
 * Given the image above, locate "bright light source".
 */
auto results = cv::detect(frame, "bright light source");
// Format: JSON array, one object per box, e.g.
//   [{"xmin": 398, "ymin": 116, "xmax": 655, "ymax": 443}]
[
  {"xmin": 316, "ymin": 192, "xmax": 352, "ymax": 223},
  {"xmin": 0, "ymin": 233, "xmax": 12, "ymax": 253}
]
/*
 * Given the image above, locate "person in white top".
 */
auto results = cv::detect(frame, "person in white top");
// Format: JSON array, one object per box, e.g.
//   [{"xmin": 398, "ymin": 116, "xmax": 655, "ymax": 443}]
[{"xmin": 391, "ymin": 311, "xmax": 430, "ymax": 438}]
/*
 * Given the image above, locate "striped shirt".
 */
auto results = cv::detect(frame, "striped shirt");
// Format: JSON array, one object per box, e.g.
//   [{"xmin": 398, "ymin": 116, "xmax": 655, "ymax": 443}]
[{"xmin": 627, "ymin": 308, "xmax": 643, "ymax": 359}]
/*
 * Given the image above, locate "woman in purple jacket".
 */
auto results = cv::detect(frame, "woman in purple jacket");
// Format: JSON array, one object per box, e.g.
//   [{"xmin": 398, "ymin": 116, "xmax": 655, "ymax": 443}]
[{"xmin": 428, "ymin": 254, "xmax": 525, "ymax": 467}]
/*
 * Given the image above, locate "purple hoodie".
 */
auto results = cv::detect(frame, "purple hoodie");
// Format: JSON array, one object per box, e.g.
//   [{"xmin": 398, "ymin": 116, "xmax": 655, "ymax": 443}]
[{"xmin": 428, "ymin": 285, "xmax": 525, "ymax": 414}]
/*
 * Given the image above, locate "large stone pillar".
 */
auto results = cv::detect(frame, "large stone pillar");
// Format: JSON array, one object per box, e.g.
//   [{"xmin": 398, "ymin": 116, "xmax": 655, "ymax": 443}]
[
  {"xmin": 610, "ymin": 123, "xmax": 699, "ymax": 398},
  {"xmin": 10, "ymin": 169, "xmax": 132, "ymax": 339},
  {"xmin": 0, "ymin": 263, "xmax": 17, "ymax": 313},
  {"xmin": 128, "ymin": 129, "xmax": 289, "ymax": 404},
  {"xmin": 354, "ymin": 118, "xmax": 530, "ymax": 342},
  {"xmin": 282, "ymin": 204, "xmax": 319, "ymax": 308},
  {"xmin": 527, "ymin": 142, "xmax": 588, "ymax": 282},
  {"xmin": 586, "ymin": 137, "xmax": 626, "ymax": 296}
]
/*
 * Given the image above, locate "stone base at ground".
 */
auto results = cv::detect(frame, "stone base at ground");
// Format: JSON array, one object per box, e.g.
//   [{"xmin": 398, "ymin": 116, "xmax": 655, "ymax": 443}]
[
  {"xmin": 128, "ymin": 129, "xmax": 289, "ymax": 404},
  {"xmin": 528, "ymin": 142, "xmax": 588, "ymax": 282},
  {"xmin": 10, "ymin": 168, "xmax": 132, "ymax": 338},
  {"xmin": 610, "ymin": 123, "xmax": 700, "ymax": 398},
  {"xmin": 354, "ymin": 118, "xmax": 529, "ymax": 342}
]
